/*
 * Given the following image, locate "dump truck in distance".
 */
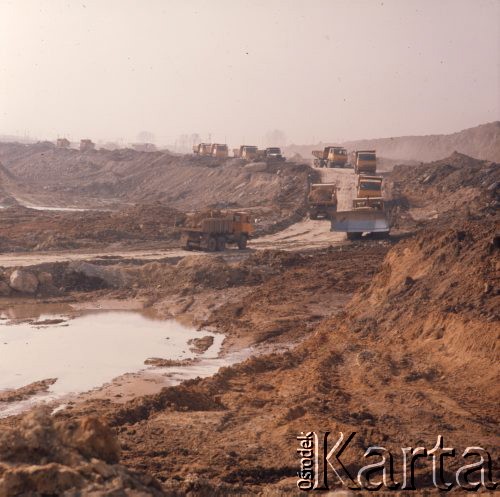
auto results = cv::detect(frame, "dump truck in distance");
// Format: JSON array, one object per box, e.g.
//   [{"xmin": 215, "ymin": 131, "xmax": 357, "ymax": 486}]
[
  {"xmin": 211, "ymin": 143, "xmax": 228, "ymax": 158},
  {"xmin": 193, "ymin": 143, "xmax": 213, "ymax": 156},
  {"xmin": 353, "ymin": 150, "xmax": 377, "ymax": 174},
  {"xmin": 233, "ymin": 145, "xmax": 259, "ymax": 160},
  {"xmin": 312, "ymin": 146, "xmax": 348, "ymax": 168},
  {"xmin": 308, "ymin": 183, "xmax": 337, "ymax": 219},
  {"xmin": 264, "ymin": 147, "xmax": 285, "ymax": 161},
  {"xmin": 312, "ymin": 147, "xmax": 331, "ymax": 167},
  {"xmin": 357, "ymin": 175, "xmax": 383, "ymax": 198},
  {"xmin": 182, "ymin": 212, "xmax": 254, "ymax": 252}
]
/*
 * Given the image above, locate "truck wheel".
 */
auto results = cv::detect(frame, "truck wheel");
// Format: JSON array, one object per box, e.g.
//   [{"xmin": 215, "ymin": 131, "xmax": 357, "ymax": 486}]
[
  {"xmin": 207, "ymin": 236, "xmax": 217, "ymax": 252},
  {"xmin": 216, "ymin": 236, "xmax": 226, "ymax": 251},
  {"xmin": 237, "ymin": 236, "xmax": 248, "ymax": 250}
]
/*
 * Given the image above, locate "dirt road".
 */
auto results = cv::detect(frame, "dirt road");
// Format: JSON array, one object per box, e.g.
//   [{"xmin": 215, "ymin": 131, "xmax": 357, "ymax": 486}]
[
  {"xmin": 251, "ymin": 167, "xmax": 357, "ymax": 250},
  {"xmin": 318, "ymin": 166, "xmax": 357, "ymax": 210}
]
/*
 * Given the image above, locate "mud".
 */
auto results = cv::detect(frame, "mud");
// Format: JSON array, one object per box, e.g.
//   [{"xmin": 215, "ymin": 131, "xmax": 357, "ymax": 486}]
[{"xmin": 0, "ymin": 152, "xmax": 498, "ymax": 495}]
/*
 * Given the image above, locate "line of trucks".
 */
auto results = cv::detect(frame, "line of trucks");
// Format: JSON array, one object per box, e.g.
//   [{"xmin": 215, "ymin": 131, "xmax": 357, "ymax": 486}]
[
  {"xmin": 308, "ymin": 148, "xmax": 390, "ymax": 239},
  {"xmin": 180, "ymin": 146, "xmax": 388, "ymax": 252},
  {"xmin": 312, "ymin": 146, "xmax": 377, "ymax": 174},
  {"xmin": 193, "ymin": 143, "xmax": 285, "ymax": 161}
]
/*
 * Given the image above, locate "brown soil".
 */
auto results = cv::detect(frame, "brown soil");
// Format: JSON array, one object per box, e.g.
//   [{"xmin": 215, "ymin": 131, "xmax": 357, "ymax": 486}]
[
  {"xmin": 285, "ymin": 121, "xmax": 500, "ymax": 164},
  {"xmin": 0, "ymin": 152, "xmax": 498, "ymax": 496}
]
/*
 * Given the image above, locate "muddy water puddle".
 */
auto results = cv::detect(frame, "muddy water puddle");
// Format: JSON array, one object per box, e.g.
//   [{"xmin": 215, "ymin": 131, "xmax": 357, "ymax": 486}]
[{"xmin": 0, "ymin": 304, "xmax": 232, "ymax": 417}]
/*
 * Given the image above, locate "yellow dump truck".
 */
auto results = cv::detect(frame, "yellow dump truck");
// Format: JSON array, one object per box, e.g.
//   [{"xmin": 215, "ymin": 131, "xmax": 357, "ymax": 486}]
[
  {"xmin": 356, "ymin": 175, "xmax": 383, "ymax": 198},
  {"xmin": 312, "ymin": 146, "xmax": 348, "ymax": 168},
  {"xmin": 193, "ymin": 143, "xmax": 213, "ymax": 156},
  {"xmin": 308, "ymin": 183, "xmax": 337, "ymax": 219},
  {"xmin": 211, "ymin": 143, "xmax": 229, "ymax": 158},
  {"xmin": 233, "ymin": 145, "xmax": 259, "ymax": 160},
  {"xmin": 182, "ymin": 212, "xmax": 254, "ymax": 251},
  {"xmin": 353, "ymin": 150, "xmax": 377, "ymax": 174},
  {"xmin": 331, "ymin": 175, "xmax": 389, "ymax": 239}
]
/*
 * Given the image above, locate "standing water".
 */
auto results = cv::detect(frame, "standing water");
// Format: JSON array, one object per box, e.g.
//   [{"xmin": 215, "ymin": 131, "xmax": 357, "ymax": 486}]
[{"xmin": 0, "ymin": 308, "xmax": 229, "ymax": 416}]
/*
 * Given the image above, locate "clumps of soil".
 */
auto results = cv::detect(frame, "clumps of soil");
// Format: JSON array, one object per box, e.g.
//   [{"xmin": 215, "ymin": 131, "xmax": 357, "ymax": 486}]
[
  {"xmin": 187, "ymin": 335, "xmax": 214, "ymax": 354},
  {"xmin": 144, "ymin": 357, "xmax": 200, "ymax": 367},
  {"xmin": 388, "ymin": 152, "xmax": 499, "ymax": 227},
  {"xmin": 0, "ymin": 407, "xmax": 164, "ymax": 496},
  {"xmin": 0, "ymin": 268, "xmax": 58, "ymax": 297},
  {"xmin": 0, "ymin": 379, "xmax": 57, "ymax": 403}
]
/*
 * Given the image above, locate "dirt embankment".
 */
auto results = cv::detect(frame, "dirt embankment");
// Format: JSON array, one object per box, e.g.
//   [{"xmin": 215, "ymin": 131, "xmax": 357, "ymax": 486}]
[
  {"xmin": 0, "ymin": 142, "xmax": 312, "ymax": 218},
  {"xmin": 103, "ymin": 220, "xmax": 498, "ymax": 495},
  {"xmin": 386, "ymin": 152, "xmax": 499, "ymax": 230},
  {"xmin": 285, "ymin": 121, "xmax": 500, "ymax": 164}
]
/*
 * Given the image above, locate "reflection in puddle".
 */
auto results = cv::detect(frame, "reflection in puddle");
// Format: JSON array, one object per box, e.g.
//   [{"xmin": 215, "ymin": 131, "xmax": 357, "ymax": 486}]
[{"xmin": 0, "ymin": 310, "xmax": 224, "ymax": 415}]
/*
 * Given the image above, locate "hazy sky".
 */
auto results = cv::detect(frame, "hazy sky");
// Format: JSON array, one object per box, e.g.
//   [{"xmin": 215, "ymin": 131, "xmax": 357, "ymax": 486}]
[{"xmin": 0, "ymin": 0, "xmax": 499, "ymax": 146}]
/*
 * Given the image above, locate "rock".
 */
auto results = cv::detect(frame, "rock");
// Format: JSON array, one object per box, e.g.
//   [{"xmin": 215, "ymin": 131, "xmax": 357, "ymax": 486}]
[
  {"xmin": 187, "ymin": 335, "xmax": 215, "ymax": 354},
  {"xmin": 67, "ymin": 262, "xmax": 129, "ymax": 288},
  {"xmin": 58, "ymin": 416, "xmax": 121, "ymax": 464},
  {"xmin": 9, "ymin": 270, "xmax": 39, "ymax": 294},
  {"xmin": 0, "ymin": 281, "xmax": 10, "ymax": 297}
]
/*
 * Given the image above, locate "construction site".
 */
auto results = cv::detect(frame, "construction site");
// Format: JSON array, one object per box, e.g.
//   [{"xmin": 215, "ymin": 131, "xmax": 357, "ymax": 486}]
[{"xmin": 0, "ymin": 1, "xmax": 499, "ymax": 496}]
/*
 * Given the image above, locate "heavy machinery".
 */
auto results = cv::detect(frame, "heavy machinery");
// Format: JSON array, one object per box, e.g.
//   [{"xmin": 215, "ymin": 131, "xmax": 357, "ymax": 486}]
[
  {"xmin": 233, "ymin": 145, "xmax": 258, "ymax": 160},
  {"xmin": 241, "ymin": 146, "xmax": 258, "ymax": 160},
  {"xmin": 211, "ymin": 143, "xmax": 228, "ymax": 158},
  {"xmin": 308, "ymin": 183, "xmax": 337, "ymax": 219},
  {"xmin": 352, "ymin": 150, "xmax": 377, "ymax": 174},
  {"xmin": 182, "ymin": 212, "xmax": 254, "ymax": 251},
  {"xmin": 312, "ymin": 146, "xmax": 348, "ymax": 168},
  {"xmin": 356, "ymin": 175, "xmax": 383, "ymax": 198},
  {"xmin": 193, "ymin": 143, "xmax": 212, "ymax": 156},
  {"xmin": 263, "ymin": 147, "xmax": 285, "ymax": 161},
  {"xmin": 330, "ymin": 175, "xmax": 389, "ymax": 239}
]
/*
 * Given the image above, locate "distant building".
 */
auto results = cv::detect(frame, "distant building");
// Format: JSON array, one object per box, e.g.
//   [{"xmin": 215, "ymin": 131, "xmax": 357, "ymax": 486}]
[
  {"xmin": 56, "ymin": 138, "xmax": 70, "ymax": 148},
  {"xmin": 80, "ymin": 139, "xmax": 95, "ymax": 152}
]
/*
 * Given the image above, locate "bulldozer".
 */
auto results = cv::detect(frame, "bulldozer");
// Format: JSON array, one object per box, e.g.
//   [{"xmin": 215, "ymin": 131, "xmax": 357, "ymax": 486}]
[
  {"xmin": 308, "ymin": 183, "xmax": 337, "ymax": 219},
  {"xmin": 330, "ymin": 175, "xmax": 389, "ymax": 239},
  {"xmin": 181, "ymin": 212, "xmax": 254, "ymax": 251}
]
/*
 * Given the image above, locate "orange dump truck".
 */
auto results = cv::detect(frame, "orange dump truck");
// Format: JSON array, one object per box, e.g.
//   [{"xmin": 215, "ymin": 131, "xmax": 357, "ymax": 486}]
[
  {"xmin": 192, "ymin": 143, "xmax": 213, "ymax": 156},
  {"xmin": 308, "ymin": 183, "xmax": 337, "ymax": 219},
  {"xmin": 182, "ymin": 212, "xmax": 254, "ymax": 251}
]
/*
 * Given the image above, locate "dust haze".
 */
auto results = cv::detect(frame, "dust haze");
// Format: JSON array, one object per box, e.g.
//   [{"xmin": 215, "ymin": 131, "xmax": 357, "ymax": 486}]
[{"xmin": 1, "ymin": 0, "xmax": 499, "ymax": 148}]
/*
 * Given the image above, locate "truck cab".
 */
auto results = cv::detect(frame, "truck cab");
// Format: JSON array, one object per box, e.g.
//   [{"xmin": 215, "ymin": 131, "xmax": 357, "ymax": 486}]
[
  {"xmin": 354, "ymin": 150, "xmax": 377, "ymax": 174},
  {"xmin": 265, "ymin": 147, "xmax": 285, "ymax": 161},
  {"xmin": 357, "ymin": 175, "xmax": 383, "ymax": 198},
  {"xmin": 327, "ymin": 147, "xmax": 348, "ymax": 168}
]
